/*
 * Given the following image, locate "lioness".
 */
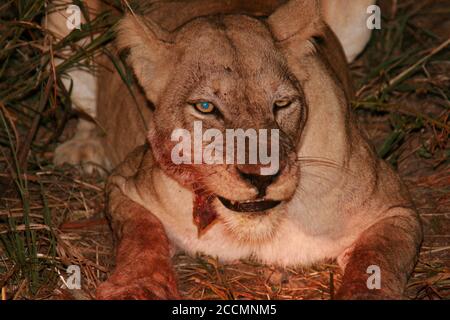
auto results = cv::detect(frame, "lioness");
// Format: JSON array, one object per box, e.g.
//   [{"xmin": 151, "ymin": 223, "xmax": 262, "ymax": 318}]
[{"xmin": 47, "ymin": 0, "xmax": 423, "ymax": 299}]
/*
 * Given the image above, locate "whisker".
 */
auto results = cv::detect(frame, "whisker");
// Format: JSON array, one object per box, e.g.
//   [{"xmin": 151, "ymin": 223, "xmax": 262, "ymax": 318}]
[
  {"xmin": 296, "ymin": 156, "xmax": 352, "ymax": 174},
  {"xmin": 300, "ymin": 169, "xmax": 334, "ymax": 183}
]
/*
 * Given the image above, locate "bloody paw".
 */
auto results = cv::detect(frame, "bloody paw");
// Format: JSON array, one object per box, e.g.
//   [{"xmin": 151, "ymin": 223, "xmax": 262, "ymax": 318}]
[{"xmin": 96, "ymin": 270, "xmax": 179, "ymax": 300}]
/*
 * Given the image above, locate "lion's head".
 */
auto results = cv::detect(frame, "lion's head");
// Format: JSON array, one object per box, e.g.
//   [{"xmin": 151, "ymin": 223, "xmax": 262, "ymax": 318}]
[{"xmin": 116, "ymin": 0, "xmax": 353, "ymax": 242}]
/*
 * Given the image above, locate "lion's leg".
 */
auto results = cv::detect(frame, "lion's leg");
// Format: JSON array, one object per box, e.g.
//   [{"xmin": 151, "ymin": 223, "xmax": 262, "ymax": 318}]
[
  {"xmin": 96, "ymin": 195, "xmax": 179, "ymax": 300},
  {"xmin": 336, "ymin": 209, "xmax": 422, "ymax": 299},
  {"xmin": 96, "ymin": 170, "xmax": 179, "ymax": 300},
  {"xmin": 45, "ymin": 1, "xmax": 110, "ymax": 174}
]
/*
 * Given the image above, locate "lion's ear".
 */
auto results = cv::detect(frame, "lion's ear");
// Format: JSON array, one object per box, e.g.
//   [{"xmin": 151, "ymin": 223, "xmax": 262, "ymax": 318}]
[
  {"xmin": 116, "ymin": 14, "xmax": 173, "ymax": 104},
  {"xmin": 268, "ymin": 0, "xmax": 354, "ymax": 97},
  {"xmin": 269, "ymin": 0, "xmax": 374, "ymax": 63},
  {"xmin": 268, "ymin": 0, "xmax": 322, "ymax": 43}
]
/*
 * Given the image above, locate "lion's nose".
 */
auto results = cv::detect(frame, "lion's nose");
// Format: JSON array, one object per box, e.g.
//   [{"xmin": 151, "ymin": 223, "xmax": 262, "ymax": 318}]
[{"xmin": 236, "ymin": 165, "xmax": 280, "ymax": 197}]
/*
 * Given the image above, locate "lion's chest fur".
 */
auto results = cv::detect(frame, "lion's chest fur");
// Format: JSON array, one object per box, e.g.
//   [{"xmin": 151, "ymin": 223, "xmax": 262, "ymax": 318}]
[{"xmin": 116, "ymin": 163, "xmax": 363, "ymax": 267}]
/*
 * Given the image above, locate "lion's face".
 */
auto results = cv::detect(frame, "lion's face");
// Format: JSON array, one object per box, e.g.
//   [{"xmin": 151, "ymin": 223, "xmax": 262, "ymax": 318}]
[
  {"xmin": 118, "ymin": 2, "xmax": 348, "ymax": 241},
  {"xmin": 146, "ymin": 16, "xmax": 305, "ymax": 241}
]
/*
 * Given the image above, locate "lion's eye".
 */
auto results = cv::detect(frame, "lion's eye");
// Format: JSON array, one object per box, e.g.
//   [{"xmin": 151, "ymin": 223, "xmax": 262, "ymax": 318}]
[
  {"xmin": 273, "ymin": 100, "xmax": 292, "ymax": 109},
  {"xmin": 194, "ymin": 102, "xmax": 215, "ymax": 113}
]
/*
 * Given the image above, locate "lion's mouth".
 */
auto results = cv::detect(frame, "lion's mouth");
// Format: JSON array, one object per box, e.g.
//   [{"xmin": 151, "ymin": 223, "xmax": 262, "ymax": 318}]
[{"xmin": 218, "ymin": 196, "xmax": 281, "ymax": 213}]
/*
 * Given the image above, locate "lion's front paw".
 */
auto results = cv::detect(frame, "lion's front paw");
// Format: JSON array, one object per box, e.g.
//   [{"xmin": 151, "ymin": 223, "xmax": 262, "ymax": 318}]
[
  {"xmin": 96, "ymin": 275, "xmax": 179, "ymax": 300},
  {"xmin": 54, "ymin": 137, "xmax": 111, "ymax": 175}
]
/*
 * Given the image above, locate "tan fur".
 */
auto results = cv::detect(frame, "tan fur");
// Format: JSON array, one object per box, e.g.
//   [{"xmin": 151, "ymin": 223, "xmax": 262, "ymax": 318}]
[{"xmin": 50, "ymin": 0, "xmax": 422, "ymax": 299}]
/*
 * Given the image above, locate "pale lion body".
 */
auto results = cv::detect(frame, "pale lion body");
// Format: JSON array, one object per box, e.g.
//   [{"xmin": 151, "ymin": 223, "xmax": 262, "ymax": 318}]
[{"xmin": 47, "ymin": 0, "xmax": 422, "ymax": 299}]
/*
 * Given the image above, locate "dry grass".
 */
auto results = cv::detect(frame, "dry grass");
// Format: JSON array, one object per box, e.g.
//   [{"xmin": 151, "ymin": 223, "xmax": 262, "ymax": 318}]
[{"xmin": 0, "ymin": 0, "xmax": 449, "ymax": 300}]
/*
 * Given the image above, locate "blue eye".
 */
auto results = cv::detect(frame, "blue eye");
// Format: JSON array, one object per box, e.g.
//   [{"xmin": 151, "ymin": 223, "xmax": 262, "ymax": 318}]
[{"xmin": 194, "ymin": 101, "xmax": 215, "ymax": 113}]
